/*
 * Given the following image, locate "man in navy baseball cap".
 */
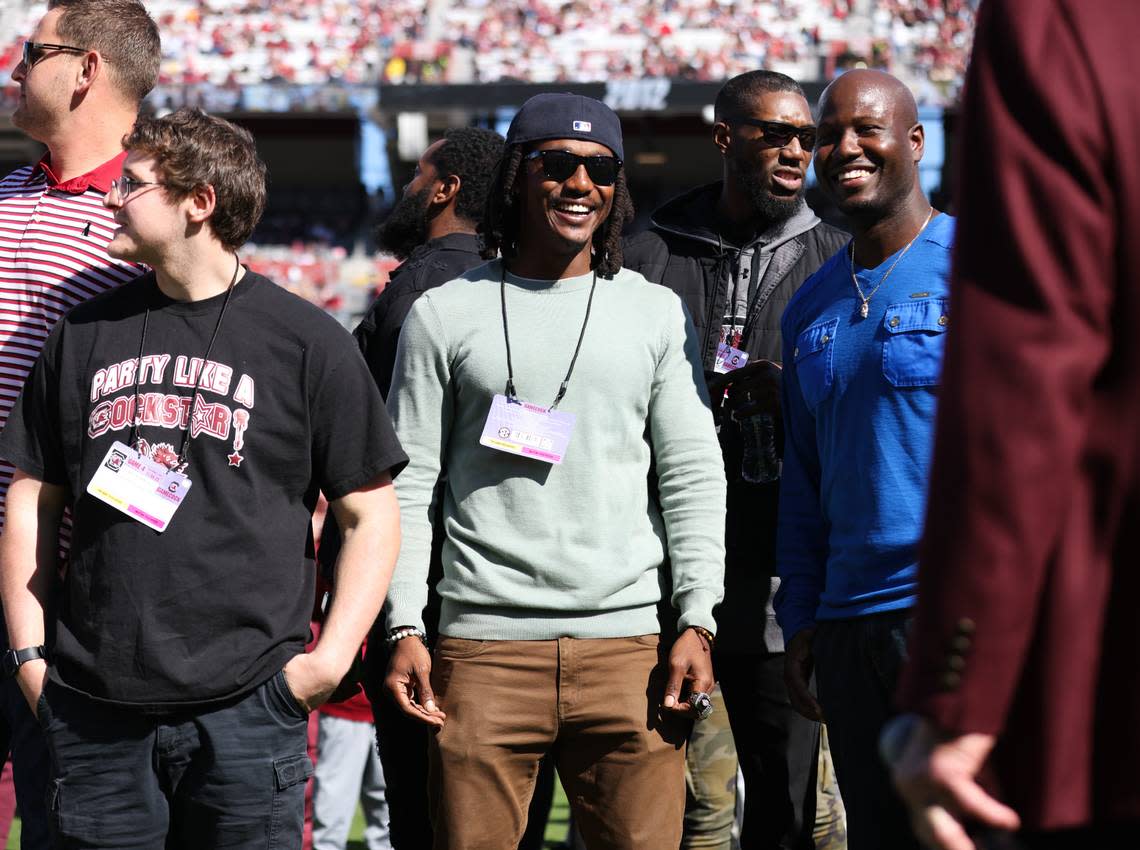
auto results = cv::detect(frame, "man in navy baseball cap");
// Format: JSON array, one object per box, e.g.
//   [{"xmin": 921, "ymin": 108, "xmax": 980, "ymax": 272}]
[
  {"xmin": 505, "ymin": 92, "xmax": 625, "ymax": 160},
  {"xmin": 382, "ymin": 86, "xmax": 726, "ymax": 849}
]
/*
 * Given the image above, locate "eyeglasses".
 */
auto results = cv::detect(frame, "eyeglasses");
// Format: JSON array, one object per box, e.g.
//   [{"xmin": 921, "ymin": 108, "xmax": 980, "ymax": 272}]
[
  {"xmin": 22, "ymin": 41, "xmax": 87, "ymax": 69},
  {"xmin": 110, "ymin": 177, "xmax": 165, "ymax": 200},
  {"xmin": 524, "ymin": 149, "xmax": 623, "ymax": 187},
  {"xmin": 731, "ymin": 119, "xmax": 817, "ymax": 152}
]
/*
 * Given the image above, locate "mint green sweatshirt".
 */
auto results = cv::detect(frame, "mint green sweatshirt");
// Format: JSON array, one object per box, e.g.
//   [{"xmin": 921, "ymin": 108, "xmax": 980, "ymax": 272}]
[{"xmin": 385, "ymin": 260, "xmax": 726, "ymax": 640}]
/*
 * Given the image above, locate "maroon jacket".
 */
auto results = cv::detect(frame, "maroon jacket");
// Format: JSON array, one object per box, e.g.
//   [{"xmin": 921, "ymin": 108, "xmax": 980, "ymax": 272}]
[{"xmin": 896, "ymin": 0, "xmax": 1140, "ymax": 831}]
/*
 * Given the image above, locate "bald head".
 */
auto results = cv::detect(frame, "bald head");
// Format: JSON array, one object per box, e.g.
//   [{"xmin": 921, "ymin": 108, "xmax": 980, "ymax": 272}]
[
  {"xmin": 813, "ymin": 69, "xmax": 927, "ymax": 225},
  {"xmin": 819, "ymin": 69, "xmax": 918, "ymax": 128}
]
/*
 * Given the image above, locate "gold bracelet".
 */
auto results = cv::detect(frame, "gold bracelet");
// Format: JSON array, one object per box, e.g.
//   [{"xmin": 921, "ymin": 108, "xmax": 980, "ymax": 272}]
[{"xmin": 689, "ymin": 625, "xmax": 715, "ymax": 648}]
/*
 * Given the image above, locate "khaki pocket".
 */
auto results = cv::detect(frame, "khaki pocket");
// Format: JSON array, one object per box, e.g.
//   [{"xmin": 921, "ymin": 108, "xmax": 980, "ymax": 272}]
[{"xmin": 434, "ymin": 637, "xmax": 491, "ymax": 660}]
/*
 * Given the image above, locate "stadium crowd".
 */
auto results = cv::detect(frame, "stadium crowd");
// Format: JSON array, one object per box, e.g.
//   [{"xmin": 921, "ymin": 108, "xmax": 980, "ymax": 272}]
[
  {"xmin": 434, "ymin": 0, "xmax": 973, "ymax": 104},
  {"xmin": 1, "ymin": 0, "xmax": 974, "ymax": 104}
]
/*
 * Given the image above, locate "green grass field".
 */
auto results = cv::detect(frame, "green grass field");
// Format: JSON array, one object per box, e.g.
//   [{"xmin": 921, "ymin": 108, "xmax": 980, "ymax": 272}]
[{"xmin": 3, "ymin": 780, "xmax": 573, "ymax": 848}]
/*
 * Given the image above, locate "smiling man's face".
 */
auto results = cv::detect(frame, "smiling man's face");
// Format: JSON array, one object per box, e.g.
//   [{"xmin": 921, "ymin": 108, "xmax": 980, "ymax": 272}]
[
  {"xmin": 813, "ymin": 73, "xmax": 924, "ymax": 218},
  {"xmin": 515, "ymin": 138, "xmax": 616, "ymax": 263}
]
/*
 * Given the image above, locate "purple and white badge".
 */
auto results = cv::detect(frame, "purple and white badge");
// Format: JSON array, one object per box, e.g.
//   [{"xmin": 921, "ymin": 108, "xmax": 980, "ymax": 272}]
[
  {"xmin": 479, "ymin": 394, "xmax": 576, "ymax": 465},
  {"xmin": 86, "ymin": 440, "xmax": 192, "ymax": 532},
  {"xmin": 714, "ymin": 342, "xmax": 750, "ymax": 374}
]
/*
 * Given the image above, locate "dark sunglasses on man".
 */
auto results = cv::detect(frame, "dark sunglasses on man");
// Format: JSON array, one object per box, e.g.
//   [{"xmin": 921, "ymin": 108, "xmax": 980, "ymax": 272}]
[
  {"xmin": 22, "ymin": 40, "xmax": 88, "ymax": 69},
  {"xmin": 524, "ymin": 149, "xmax": 623, "ymax": 187},
  {"xmin": 731, "ymin": 118, "xmax": 817, "ymax": 152}
]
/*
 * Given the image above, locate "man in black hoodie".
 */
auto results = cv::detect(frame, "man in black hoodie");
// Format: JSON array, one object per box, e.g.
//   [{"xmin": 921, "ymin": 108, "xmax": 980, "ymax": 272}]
[{"xmin": 624, "ymin": 70, "xmax": 848, "ymax": 850}]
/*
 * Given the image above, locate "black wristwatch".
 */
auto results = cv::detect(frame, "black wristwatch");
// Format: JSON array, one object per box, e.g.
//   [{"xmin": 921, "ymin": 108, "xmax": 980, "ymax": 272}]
[{"xmin": 2, "ymin": 646, "xmax": 47, "ymax": 679}]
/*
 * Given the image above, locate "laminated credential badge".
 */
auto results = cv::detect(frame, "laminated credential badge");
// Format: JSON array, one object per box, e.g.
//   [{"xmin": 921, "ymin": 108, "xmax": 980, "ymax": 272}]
[
  {"xmin": 86, "ymin": 440, "xmax": 193, "ymax": 532},
  {"xmin": 479, "ymin": 394, "xmax": 576, "ymax": 465},
  {"xmin": 714, "ymin": 342, "xmax": 750, "ymax": 374}
]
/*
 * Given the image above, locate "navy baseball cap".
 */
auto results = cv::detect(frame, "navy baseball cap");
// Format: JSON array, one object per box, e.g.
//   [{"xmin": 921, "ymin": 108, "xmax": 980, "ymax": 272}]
[{"xmin": 506, "ymin": 93, "xmax": 624, "ymax": 160}]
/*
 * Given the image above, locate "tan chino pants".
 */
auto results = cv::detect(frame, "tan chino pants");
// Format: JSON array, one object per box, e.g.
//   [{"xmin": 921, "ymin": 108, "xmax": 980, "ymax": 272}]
[{"xmin": 428, "ymin": 635, "xmax": 689, "ymax": 850}]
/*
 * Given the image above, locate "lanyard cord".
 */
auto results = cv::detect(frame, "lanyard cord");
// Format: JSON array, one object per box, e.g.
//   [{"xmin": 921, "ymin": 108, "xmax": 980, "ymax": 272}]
[
  {"xmin": 727, "ymin": 243, "xmax": 744, "ymax": 342},
  {"xmin": 128, "ymin": 255, "xmax": 242, "ymax": 468},
  {"xmin": 500, "ymin": 263, "xmax": 597, "ymax": 410}
]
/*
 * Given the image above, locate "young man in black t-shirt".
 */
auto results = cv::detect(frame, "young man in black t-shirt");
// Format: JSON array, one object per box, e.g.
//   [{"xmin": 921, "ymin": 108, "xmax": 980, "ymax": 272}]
[{"xmin": 0, "ymin": 109, "xmax": 406, "ymax": 848}]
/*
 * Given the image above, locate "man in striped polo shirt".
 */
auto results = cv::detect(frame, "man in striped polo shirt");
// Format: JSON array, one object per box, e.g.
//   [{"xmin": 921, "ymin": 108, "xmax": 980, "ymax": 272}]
[{"xmin": 0, "ymin": 2, "xmax": 159, "ymax": 845}]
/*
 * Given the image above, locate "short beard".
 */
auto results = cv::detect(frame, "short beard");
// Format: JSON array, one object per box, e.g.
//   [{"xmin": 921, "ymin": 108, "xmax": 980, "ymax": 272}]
[
  {"xmin": 378, "ymin": 186, "xmax": 432, "ymax": 260},
  {"xmin": 740, "ymin": 169, "xmax": 803, "ymax": 226}
]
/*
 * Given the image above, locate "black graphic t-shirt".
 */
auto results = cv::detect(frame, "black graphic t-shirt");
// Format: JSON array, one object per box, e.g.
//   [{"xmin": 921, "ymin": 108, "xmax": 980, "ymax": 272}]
[{"xmin": 0, "ymin": 271, "xmax": 407, "ymax": 709}]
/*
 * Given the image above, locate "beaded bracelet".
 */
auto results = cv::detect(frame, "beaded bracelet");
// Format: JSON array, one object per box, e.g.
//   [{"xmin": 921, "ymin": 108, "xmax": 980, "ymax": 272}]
[
  {"xmin": 386, "ymin": 626, "xmax": 427, "ymax": 646},
  {"xmin": 689, "ymin": 625, "xmax": 716, "ymax": 648}
]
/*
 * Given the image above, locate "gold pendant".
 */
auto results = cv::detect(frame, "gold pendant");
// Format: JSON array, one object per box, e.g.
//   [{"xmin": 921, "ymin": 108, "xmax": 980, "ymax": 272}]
[{"xmin": 859, "ymin": 300, "xmax": 869, "ymax": 319}]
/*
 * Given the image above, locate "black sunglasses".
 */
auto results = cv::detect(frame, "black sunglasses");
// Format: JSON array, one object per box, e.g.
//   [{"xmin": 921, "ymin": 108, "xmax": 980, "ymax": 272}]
[
  {"xmin": 22, "ymin": 41, "xmax": 87, "ymax": 69},
  {"xmin": 731, "ymin": 118, "xmax": 817, "ymax": 152},
  {"xmin": 524, "ymin": 149, "xmax": 623, "ymax": 187}
]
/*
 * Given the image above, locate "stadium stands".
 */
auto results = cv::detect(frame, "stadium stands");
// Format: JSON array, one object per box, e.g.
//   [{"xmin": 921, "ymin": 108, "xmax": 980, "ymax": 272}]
[{"xmin": 2, "ymin": 1, "xmax": 973, "ymax": 104}]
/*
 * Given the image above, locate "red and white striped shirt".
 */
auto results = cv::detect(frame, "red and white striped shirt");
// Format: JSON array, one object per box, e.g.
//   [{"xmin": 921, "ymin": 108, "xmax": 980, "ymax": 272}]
[{"xmin": 0, "ymin": 152, "xmax": 145, "ymax": 530}]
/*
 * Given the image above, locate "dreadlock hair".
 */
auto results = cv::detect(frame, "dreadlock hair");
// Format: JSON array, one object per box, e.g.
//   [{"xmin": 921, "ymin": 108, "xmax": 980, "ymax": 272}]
[
  {"xmin": 480, "ymin": 145, "xmax": 524, "ymax": 265},
  {"xmin": 480, "ymin": 143, "xmax": 635, "ymax": 279}
]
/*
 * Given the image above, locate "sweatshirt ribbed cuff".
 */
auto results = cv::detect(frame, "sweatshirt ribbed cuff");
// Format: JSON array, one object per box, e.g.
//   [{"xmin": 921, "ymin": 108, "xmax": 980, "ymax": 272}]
[{"xmin": 675, "ymin": 589, "xmax": 721, "ymax": 636}]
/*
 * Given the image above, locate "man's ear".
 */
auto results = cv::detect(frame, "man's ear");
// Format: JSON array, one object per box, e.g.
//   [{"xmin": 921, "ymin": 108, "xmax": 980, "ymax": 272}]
[
  {"xmin": 909, "ymin": 122, "xmax": 925, "ymax": 164},
  {"xmin": 713, "ymin": 121, "xmax": 732, "ymax": 157},
  {"xmin": 73, "ymin": 50, "xmax": 104, "ymax": 97},
  {"xmin": 185, "ymin": 183, "xmax": 217, "ymax": 224},
  {"xmin": 434, "ymin": 174, "xmax": 461, "ymax": 207}
]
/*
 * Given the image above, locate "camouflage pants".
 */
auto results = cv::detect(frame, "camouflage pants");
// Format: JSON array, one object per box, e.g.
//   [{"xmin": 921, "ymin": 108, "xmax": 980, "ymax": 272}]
[
  {"xmin": 814, "ymin": 725, "xmax": 848, "ymax": 850},
  {"xmin": 682, "ymin": 685, "xmax": 738, "ymax": 850},
  {"xmin": 684, "ymin": 667, "xmax": 849, "ymax": 850}
]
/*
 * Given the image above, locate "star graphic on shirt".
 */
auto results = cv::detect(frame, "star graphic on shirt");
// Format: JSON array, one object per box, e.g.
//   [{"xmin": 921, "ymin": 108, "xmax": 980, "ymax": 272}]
[{"xmin": 227, "ymin": 452, "xmax": 244, "ymax": 468}]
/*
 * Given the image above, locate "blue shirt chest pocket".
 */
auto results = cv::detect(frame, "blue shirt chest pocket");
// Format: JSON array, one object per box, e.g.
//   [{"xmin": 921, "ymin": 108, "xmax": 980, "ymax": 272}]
[
  {"xmin": 881, "ymin": 297, "xmax": 949, "ymax": 387},
  {"xmin": 793, "ymin": 317, "xmax": 839, "ymax": 409}
]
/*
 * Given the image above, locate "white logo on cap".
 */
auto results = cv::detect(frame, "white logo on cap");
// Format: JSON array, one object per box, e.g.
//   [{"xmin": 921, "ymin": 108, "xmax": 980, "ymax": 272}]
[{"xmin": 573, "ymin": 120, "xmax": 592, "ymax": 132}]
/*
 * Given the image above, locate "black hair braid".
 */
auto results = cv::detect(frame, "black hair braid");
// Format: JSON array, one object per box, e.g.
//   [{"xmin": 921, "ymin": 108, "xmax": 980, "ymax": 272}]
[
  {"xmin": 479, "ymin": 146, "xmax": 524, "ymax": 262},
  {"xmin": 593, "ymin": 168, "xmax": 634, "ymax": 278}
]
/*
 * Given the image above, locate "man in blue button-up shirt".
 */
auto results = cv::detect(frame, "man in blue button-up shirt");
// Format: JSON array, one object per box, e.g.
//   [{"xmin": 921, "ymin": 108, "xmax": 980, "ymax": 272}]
[{"xmin": 774, "ymin": 69, "xmax": 955, "ymax": 850}]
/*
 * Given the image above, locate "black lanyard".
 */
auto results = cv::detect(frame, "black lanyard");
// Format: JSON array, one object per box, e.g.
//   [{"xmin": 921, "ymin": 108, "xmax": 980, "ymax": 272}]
[
  {"xmin": 500, "ymin": 263, "xmax": 597, "ymax": 410},
  {"xmin": 128, "ymin": 256, "xmax": 241, "ymax": 471}
]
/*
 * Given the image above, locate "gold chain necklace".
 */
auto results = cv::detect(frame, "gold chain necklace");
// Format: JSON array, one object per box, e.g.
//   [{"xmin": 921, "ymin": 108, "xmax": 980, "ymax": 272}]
[{"xmin": 849, "ymin": 206, "xmax": 935, "ymax": 320}]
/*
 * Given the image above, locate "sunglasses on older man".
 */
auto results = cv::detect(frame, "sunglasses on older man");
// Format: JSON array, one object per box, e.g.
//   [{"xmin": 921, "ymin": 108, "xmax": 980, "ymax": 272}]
[
  {"xmin": 524, "ymin": 149, "xmax": 623, "ymax": 187},
  {"xmin": 22, "ymin": 41, "xmax": 88, "ymax": 69},
  {"xmin": 731, "ymin": 118, "xmax": 817, "ymax": 152}
]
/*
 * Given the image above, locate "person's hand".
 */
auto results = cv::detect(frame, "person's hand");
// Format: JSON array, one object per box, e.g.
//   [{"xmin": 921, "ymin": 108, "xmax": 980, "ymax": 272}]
[
  {"xmin": 784, "ymin": 627, "xmax": 823, "ymax": 721},
  {"xmin": 16, "ymin": 658, "xmax": 47, "ymax": 716},
  {"xmin": 708, "ymin": 360, "xmax": 783, "ymax": 422},
  {"xmin": 884, "ymin": 714, "xmax": 1020, "ymax": 850},
  {"xmin": 662, "ymin": 627, "xmax": 715, "ymax": 716},
  {"xmin": 384, "ymin": 635, "xmax": 446, "ymax": 729},
  {"xmin": 281, "ymin": 651, "xmax": 343, "ymax": 713}
]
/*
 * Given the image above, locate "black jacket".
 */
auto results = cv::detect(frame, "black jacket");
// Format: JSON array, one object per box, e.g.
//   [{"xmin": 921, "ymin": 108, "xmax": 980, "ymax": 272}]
[
  {"xmin": 624, "ymin": 183, "xmax": 848, "ymax": 653},
  {"xmin": 355, "ymin": 232, "xmax": 485, "ymax": 399}
]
